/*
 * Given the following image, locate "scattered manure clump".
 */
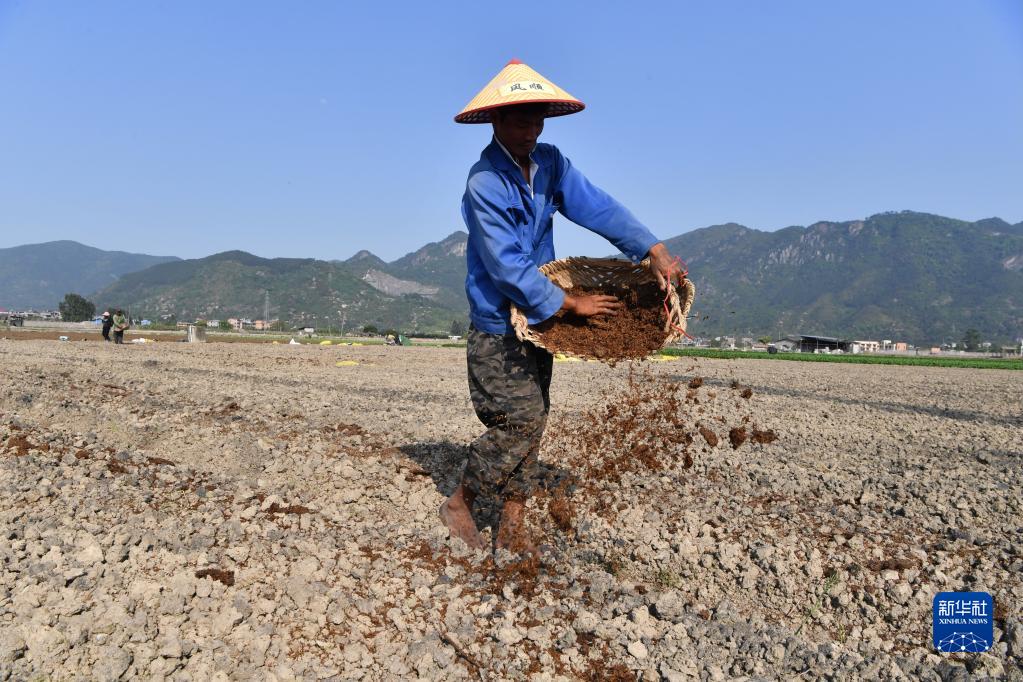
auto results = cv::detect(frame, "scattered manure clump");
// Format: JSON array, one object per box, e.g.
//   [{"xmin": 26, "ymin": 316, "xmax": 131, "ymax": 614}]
[
  {"xmin": 699, "ymin": 425, "xmax": 720, "ymax": 447},
  {"xmin": 751, "ymin": 428, "xmax": 778, "ymax": 444},
  {"xmin": 528, "ymin": 368, "xmax": 774, "ymax": 541},
  {"xmin": 195, "ymin": 568, "xmax": 235, "ymax": 586}
]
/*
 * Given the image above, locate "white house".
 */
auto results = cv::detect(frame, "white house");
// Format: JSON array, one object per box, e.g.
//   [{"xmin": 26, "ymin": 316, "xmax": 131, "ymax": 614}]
[{"xmin": 851, "ymin": 340, "xmax": 881, "ymax": 354}]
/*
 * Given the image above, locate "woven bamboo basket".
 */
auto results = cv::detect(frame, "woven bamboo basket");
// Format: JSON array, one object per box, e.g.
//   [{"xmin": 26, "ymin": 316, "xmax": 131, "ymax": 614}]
[{"xmin": 510, "ymin": 257, "xmax": 696, "ymax": 359}]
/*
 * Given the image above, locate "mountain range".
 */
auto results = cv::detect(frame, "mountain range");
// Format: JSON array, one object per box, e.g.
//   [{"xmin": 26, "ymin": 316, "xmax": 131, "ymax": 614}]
[
  {"xmin": 3, "ymin": 211, "xmax": 1021, "ymax": 343},
  {"xmin": 658, "ymin": 211, "xmax": 1023, "ymax": 344},
  {"xmin": 0, "ymin": 241, "xmax": 179, "ymax": 309},
  {"xmin": 90, "ymin": 232, "xmax": 470, "ymax": 333}
]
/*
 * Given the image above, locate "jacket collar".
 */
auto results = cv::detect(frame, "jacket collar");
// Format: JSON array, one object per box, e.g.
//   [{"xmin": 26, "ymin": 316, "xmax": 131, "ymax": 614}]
[
  {"xmin": 485, "ymin": 139, "xmax": 550, "ymax": 198},
  {"xmin": 484, "ymin": 137, "xmax": 524, "ymax": 175}
]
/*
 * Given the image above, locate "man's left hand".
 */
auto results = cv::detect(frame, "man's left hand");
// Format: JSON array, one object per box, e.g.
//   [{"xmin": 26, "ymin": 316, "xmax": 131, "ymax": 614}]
[{"xmin": 646, "ymin": 242, "xmax": 686, "ymax": 290}]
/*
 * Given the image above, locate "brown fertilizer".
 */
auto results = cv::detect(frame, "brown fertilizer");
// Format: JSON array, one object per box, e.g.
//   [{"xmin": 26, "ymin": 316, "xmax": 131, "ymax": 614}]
[
  {"xmin": 547, "ymin": 489, "xmax": 575, "ymax": 532},
  {"xmin": 531, "ymin": 282, "xmax": 669, "ymax": 360},
  {"xmin": 107, "ymin": 460, "xmax": 129, "ymax": 474},
  {"xmin": 699, "ymin": 426, "xmax": 720, "ymax": 447},
  {"xmin": 5, "ymin": 434, "xmax": 32, "ymax": 456},
  {"xmin": 540, "ymin": 368, "xmax": 779, "ymax": 503},
  {"xmin": 264, "ymin": 503, "xmax": 314, "ymax": 515},
  {"xmin": 751, "ymin": 428, "xmax": 778, "ymax": 444},
  {"xmin": 195, "ymin": 568, "xmax": 235, "ymax": 586}
]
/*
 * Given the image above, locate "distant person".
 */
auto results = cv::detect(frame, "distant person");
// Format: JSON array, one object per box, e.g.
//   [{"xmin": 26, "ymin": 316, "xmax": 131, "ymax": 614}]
[
  {"xmin": 440, "ymin": 60, "xmax": 687, "ymax": 555},
  {"xmin": 111, "ymin": 309, "xmax": 128, "ymax": 344},
  {"xmin": 101, "ymin": 311, "xmax": 113, "ymax": 342}
]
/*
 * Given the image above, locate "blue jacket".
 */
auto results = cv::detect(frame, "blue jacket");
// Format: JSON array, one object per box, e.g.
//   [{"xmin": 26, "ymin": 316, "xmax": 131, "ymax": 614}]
[{"xmin": 462, "ymin": 139, "xmax": 659, "ymax": 334}]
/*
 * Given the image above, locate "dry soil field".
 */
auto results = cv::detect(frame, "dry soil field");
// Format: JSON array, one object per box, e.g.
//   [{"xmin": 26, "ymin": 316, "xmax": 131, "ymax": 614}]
[{"xmin": 1, "ymin": 339, "xmax": 1020, "ymax": 681}]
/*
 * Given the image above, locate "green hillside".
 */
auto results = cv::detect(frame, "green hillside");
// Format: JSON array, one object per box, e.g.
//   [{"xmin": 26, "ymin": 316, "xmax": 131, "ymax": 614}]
[
  {"xmin": 96, "ymin": 249, "xmax": 466, "ymax": 334},
  {"xmin": 0, "ymin": 240, "xmax": 179, "ymax": 309},
  {"xmin": 661, "ymin": 211, "xmax": 1023, "ymax": 344}
]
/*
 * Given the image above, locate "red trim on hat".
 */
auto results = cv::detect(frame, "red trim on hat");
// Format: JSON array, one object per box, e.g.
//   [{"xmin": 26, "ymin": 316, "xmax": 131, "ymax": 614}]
[
  {"xmin": 506, "ymin": 58, "xmax": 523, "ymax": 65},
  {"xmin": 453, "ymin": 98, "xmax": 586, "ymax": 124}
]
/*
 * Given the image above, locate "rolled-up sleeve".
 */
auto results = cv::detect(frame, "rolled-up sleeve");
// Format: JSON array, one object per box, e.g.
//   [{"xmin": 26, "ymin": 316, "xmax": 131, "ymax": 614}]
[
  {"xmin": 554, "ymin": 151, "xmax": 659, "ymax": 262},
  {"xmin": 465, "ymin": 171, "xmax": 565, "ymax": 323}
]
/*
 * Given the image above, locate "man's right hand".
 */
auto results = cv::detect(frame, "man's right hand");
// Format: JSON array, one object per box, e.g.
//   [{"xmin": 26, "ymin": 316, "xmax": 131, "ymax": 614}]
[{"xmin": 562, "ymin": 293, "xmax": 623, "ymax": 317}]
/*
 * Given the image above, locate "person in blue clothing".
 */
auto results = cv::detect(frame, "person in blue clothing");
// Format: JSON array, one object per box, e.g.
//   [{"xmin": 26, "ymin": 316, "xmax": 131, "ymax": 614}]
[{"xmin": 441, "ymin": 60, "xmax": 687, "ymax": 555}]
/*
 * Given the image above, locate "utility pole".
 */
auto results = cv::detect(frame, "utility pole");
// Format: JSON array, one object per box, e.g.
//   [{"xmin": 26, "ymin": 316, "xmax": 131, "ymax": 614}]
[{"xmin": 263, "ymin": 290, "xmax": 269, "ymax": 334}]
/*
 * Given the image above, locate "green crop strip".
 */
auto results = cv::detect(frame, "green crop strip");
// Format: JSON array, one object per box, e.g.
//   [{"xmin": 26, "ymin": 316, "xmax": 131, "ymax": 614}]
[{"xmin": 659, "ymin": 348, "xmax": 1023, "ymax": 370}]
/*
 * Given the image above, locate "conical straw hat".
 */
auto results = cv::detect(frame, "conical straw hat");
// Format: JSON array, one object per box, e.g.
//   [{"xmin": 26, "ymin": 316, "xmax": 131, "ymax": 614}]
[{"xmin": 454, "ymin": 59, "xmax": 585, "ymax": 124}]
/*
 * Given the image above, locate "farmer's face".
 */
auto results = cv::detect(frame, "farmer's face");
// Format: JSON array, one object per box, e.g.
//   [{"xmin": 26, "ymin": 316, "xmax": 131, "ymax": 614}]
[{"xmin": 492, "ymin": 106, "xmax": 545, "ymax": 162}]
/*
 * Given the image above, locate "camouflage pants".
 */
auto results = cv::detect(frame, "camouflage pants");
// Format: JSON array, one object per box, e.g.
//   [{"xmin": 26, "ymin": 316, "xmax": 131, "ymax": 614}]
[{"xmin": 462, "ymin": 327, "xmax": 553, "ymax": 502}]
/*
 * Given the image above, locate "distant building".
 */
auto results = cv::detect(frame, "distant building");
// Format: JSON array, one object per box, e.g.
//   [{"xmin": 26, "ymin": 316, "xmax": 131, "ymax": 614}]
[
  {"xmin": 851, "ymin": 340, "xmax": 880, "ymax": 354},
  {"xmin": 207, "ymin": 319, "xmax": 220, "ymax": 328},
  {"xmin": 771, "ymin": 337, "xmax": 799, "ymax": 352},
  {"xmin": 779, "ymin": 334, "xmax": 846, "ymax": 353},
  {"xmin": 772, "ymin": 334, "xmax": 914, "ymax": 354}
]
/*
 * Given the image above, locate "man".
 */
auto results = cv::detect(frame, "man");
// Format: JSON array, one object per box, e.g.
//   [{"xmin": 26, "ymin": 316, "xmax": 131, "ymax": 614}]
[
  {"xmin": 111, "ymin": 309, "xmax": 128, "ymax": 344},
  {"xmin": 442, "ymin": 60, "xmax": 686, "ymax": 553},
  {"xmin": 101, "ymin": 311, "xmax": 113, "ymax": 342}
]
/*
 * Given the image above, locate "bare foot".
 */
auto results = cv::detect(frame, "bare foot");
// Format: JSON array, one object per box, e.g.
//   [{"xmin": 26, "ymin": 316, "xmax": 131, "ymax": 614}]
[
  {"xmin": 496, "ymin": 499, "xmax": 538, "ymax": 558},
  {"xmin": 439, "ymin": 485, "xmax": 485, "ymax": 550}
]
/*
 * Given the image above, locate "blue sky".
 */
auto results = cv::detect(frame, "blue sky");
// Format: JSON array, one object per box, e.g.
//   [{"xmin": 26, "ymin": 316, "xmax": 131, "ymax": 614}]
[{"xmin": 1, "ymin": 1, "xmax": 1021, "ymax": 261}]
